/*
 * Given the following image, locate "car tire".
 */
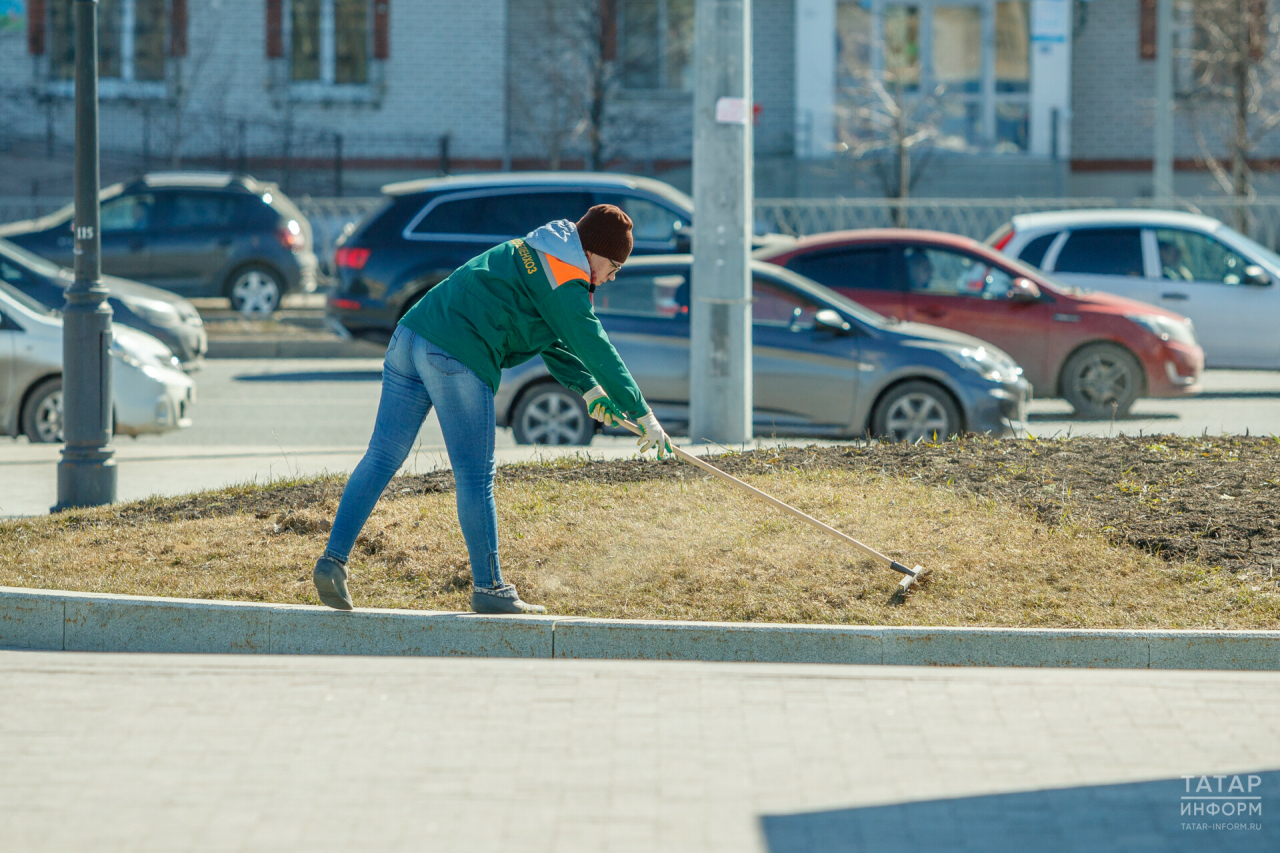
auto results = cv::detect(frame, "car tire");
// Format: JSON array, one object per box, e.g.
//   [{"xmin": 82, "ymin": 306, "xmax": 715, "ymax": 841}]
[
  {"xmin": 22, "ymin": 377, "xmax": 64, "ymax": 444},
  {"xmin": 226, "ymin": 265, "xmax": 284, "ymax": 318},
  {"xmin": 511, "ymin": 383, "xmax": 595, "ymax": 446},
  {"xmin": 1061, "ymin": 343, "xmax": 1143, "ymax": 419},
  {"xmin": 871, "ymin": 380, "xmax": 962, "ymax": 443}
]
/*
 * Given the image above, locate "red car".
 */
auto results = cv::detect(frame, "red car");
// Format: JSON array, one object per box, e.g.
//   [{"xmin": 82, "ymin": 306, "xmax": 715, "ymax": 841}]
[{"xmin": 757, "ymin": 229, "xmax": 1204, "ymax": 418}]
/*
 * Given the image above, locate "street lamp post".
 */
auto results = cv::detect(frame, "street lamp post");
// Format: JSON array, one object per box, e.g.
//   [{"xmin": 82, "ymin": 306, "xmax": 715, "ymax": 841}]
[{"xmin": 54, "ymin": 0, "xmax": 116, "ymax": 511}]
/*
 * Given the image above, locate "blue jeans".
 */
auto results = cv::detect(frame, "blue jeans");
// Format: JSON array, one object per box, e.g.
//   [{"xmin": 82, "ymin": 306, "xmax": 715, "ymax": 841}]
[{"xmin": 324, "ymin": 326, "xmax": 503, "ymax": 589}]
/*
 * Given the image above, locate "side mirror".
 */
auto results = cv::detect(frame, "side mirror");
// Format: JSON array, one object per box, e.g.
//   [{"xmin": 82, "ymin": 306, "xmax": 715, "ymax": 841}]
[
  {"xmin": 674, "ymin": 233, "xmax": 691, "ymax": 254},
  {"xmin": 1244, "ymin": 265, "xmax": 1271, "ymax": 286},
  {"xmin": 814, "ymin": 308, "xmax": 852, "ymax": 335},
  {"xmin": 1008, "ymin": 277, "xmax": 1041, "ymax": 301}
]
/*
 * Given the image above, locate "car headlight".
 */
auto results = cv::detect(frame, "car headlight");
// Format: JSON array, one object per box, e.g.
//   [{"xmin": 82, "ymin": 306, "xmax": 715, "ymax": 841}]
[
  {"xmin": 944, "ymin": 346, "xmax": 1024, "ymax": 384},
  {"xmin": 1125, "ymin": 313, "xmax": 1198, "ymax": 346},
  {"xmin": 124, "ymin": 296, "xmax": 181, "ymax": 328}
]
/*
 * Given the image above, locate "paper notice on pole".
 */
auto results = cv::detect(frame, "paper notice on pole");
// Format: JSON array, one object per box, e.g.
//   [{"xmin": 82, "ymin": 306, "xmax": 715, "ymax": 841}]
[
  {"xmin": 1031, "ymin": 0, "xmax": 1068, "ymax": 43},
  {"xmin": 715, "ymin": 97, "xmax": 749, "ymax": 125}
]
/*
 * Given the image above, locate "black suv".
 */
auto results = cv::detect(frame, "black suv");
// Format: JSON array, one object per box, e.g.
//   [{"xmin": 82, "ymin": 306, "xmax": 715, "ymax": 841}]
[
  {"xmin": 326, "ymin": 172, "xmax": 696, "ymax": 342},
  {"xmin": 0, "ymin": 172, "xmax": 318, "ymax": 318}
]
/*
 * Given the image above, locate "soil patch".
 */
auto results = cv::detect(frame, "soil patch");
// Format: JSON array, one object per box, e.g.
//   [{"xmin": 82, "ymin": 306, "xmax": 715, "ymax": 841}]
[{"xmin": 91, "ymin": 435, "xmax": 1280, "ymax": 582}]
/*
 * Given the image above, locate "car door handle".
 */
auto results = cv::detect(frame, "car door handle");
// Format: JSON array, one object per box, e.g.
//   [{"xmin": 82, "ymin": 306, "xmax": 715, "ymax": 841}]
[
  {"xmin": 1161, "ymin": 292, "xmax": 1189, "ymax": 301},
  {"xmin": 217, "ymin": 237, "xmax": 233, "ymax": 247},
  {"xmin": 129, "ymin": 239, "xmax": 146, "ymax": 252},
  {"xmin": 918, "ymin": 306, "xmax": 946, "ymax": 318}
]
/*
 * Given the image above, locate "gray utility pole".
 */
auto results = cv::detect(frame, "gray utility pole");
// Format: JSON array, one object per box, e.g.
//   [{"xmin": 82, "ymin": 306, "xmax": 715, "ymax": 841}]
[
  {"xmin": 54, "ymin": 0, "xmax": 116, "ymax": 511},
  {"xmin": 689, "ymin": 0, "xmax": 753, "ymax": 446},
  {"xmin": 1153, "ymin": 0, "xmax": 1174, "ymax": 204}
]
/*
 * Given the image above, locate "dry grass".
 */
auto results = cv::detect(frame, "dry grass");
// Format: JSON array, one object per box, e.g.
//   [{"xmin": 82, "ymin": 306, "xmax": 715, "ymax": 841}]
[{"xmin": 3, "ymin": 467, "xmax": 1278, "ymax": 628}]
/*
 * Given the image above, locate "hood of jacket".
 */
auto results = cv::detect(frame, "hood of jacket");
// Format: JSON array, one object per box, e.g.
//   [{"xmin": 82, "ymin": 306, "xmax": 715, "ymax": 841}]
[{"xmin": 523, "ymin": 220, "xmax": 591, "ymax": 277}]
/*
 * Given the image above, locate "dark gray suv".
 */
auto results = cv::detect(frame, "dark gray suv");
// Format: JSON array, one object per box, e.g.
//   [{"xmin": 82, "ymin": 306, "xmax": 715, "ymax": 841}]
[
  {"xmin": 325, "ymin": 172, "xmax": 700, "ymax": 343},
  {"xmin": 0, "ymin": 172, "xmax": 318, "ymax": 318}
]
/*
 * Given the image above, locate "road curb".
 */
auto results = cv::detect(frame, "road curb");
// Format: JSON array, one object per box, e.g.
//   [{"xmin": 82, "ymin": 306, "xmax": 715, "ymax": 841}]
[
  {"xmin": 205, "ymin": 337, "xmax": 385, "ymax": 359},
  {"xmin": 3, "ymin": 586, "xmax": 1278, "ymax": 668}
]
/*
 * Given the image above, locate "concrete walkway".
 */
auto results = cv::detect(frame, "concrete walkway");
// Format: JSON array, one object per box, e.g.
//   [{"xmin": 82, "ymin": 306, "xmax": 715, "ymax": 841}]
[{"xmin": 1, "ymin": 651, "xmax": 1275, "ymax": 852}]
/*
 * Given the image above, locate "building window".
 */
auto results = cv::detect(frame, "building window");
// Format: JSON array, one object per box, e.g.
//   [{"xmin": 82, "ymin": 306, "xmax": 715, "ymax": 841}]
[
  {"xmin": 618, "ymin": 0, "xmax": 694, "ymax": 92},
  {"xmin": 837, "ymin": 0, "xmax": 1030, "ymax": 153},
  {"xmin": 49, "ymin": 0, "xmax": 170, "ymax": 82},
  {"xmin": 288, "ymin": 0, "xmax": 369, "ymax": 85}
]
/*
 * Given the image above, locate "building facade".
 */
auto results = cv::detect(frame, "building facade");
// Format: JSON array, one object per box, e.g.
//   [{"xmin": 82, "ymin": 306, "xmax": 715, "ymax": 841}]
[{"xmin": 0, "ymin": 1, "xmax": 1271, "ymax": 198}]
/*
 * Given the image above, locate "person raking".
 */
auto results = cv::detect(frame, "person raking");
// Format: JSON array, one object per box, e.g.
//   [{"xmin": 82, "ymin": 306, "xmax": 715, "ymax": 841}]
[{"xmin": 311, "ymin": 204, "xmax": 673, "ymax": 614}]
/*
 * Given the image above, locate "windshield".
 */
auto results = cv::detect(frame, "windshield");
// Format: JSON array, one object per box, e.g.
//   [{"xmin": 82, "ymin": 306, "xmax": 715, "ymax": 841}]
[
  {"xmin": 0, "ymin": 278, "xmax": 58, "ymax": 316},
  {"xmin": 757, "ymin": 264, "xmax": 893, "ymax": 326},
  {"xmin": 0, "ymin": 238, "xmax": 70, "ymax": 280},
  {"xmin": 1212, "ymin": 224, "xmax": 1280, "ymax": 274}
]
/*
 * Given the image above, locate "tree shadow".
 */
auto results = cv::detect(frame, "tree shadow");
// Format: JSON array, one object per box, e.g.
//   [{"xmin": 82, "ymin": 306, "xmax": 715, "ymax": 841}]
[{"xmin": 760, "ymin": 771, "xmax": 1276, "ymax": 852}]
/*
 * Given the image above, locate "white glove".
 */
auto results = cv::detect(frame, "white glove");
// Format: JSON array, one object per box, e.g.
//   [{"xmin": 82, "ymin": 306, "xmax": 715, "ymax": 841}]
[
  {"xmin": 583, "ymin": 385, "xmax": 623, "ymax": 426},
  {"xmin": 636, "ymin": 411, "xmax": 673, "ymax": 459}
]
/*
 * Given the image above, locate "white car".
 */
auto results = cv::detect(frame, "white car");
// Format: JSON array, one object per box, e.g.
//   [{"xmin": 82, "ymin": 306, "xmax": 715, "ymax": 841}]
[
  {"xmin": 0, "ymin": 280, "xmax": 195, "ymax": 443},
  {"xmin": 989, "ymin": 210, "xmax": 1280, "ymax": 369}
]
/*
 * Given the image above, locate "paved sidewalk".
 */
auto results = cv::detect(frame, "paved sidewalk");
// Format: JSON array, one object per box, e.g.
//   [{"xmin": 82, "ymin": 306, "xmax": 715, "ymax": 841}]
[{"xmin": 1, "ymin": 653, "xmax": 1275, "ymax": 852}]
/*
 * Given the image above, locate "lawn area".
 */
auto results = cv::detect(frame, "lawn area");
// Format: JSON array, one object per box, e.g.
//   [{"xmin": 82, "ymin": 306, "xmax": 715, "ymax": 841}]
[{"xmin": 3, "ymin": 436, "xmax": 1278, "ymax": 629}]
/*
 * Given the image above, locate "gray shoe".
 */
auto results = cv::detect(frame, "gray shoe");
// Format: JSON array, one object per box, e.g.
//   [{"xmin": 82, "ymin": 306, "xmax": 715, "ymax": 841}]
[
  {"xmin": 313, "ymin": 555, "xmax": 353, "ymax": 611},
  {"xmin": 471, "ymin": 583, "xmax": 546, "ymax": 615}
]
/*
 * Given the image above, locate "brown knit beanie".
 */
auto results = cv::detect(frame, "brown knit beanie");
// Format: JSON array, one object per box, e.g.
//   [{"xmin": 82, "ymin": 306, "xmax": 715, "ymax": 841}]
[{"xmin": 576, "ymin": 204, "xmax": 634, "ymax": 264}]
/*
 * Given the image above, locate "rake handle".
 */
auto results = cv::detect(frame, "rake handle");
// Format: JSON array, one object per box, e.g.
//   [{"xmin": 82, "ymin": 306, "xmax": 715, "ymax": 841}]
[{"xmin": 620, "ymin": 419, "xmax": 895, "ymax": 568}]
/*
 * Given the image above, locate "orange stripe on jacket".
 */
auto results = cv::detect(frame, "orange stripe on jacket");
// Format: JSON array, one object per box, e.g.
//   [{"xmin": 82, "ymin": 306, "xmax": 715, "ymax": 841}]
[{"xmin": 544, "ymin": 254, "xmax": 589, "ymax": 288}]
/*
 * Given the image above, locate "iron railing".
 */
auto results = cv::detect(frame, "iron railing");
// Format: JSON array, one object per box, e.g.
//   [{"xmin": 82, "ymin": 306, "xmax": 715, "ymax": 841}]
[{"xmin": 11, "ymin": 195, "xmax": 1280, "ymax": 264}]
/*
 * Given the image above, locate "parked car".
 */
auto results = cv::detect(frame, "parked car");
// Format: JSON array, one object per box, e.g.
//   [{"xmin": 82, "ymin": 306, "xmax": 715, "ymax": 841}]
[
  {"xmin": 495, "ymin": 256, "xmax": 1031, "ymax": 444},
  {"xmin": 0, "ymin": 280, "xmax": 194, "ymax": 443},
  {"xmin": 0, "ymin": 238, "xmax": 207, "ymax": 368},
  {"xmin": 0, "ymin": 172, "xmax": 317, "ymax": 318},
  {"xmin": 987, "ymin": 209, "xmax": 1280, "ymax": 370},
  {"xmin": 326, "ymin": 171, "xmax": 790, "ymax": 343},
  {"xmin": 757, "ymin": 229, "xmax": 1203, "ymax": 419}
]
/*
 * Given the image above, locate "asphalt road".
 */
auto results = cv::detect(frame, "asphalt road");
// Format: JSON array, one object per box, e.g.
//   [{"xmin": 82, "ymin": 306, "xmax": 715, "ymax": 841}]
[
  {"xmin": 130, "ymin": 359, "xmax": 1280, "ymax": 448},
  {"xmin": 2, "ymin": 360, "xmax": 1279, "ymax": 517}
]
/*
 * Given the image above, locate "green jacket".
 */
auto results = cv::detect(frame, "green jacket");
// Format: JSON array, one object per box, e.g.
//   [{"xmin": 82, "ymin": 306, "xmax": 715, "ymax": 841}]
[{"xmin": 398, "ymin": 233, "xmax": 649, "ymax": 418}]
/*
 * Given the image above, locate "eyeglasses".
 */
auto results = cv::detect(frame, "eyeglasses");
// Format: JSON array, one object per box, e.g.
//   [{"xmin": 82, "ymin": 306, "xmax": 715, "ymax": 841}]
[{"xmin": 607, "ymin": 259, "xmax": 623, "ymax": 275}]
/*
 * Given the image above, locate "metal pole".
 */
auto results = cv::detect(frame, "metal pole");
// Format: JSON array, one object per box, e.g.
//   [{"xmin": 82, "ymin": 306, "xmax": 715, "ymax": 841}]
[
  {"xmin": 1153, "ymin": 0, "xmax": 1174, "ymax": 204},
  {"xmin": 55, "ymin": 0, "xmax": 116, "ymax": 511},
  {"xmin": 333, "ymin": 133, "xmax": 344, "ymax": 197},
  {"xmin": 689, "ymin": 0, "xmax": 753, "ymax": 446}
]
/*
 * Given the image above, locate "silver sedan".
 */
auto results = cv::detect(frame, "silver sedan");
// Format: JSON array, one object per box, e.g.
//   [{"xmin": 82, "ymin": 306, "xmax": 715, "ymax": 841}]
[
  {"xmin": 1, "ymin": 281, "xmax": 195, "ymax": 443},
  {"xmin": 495, "ymin": 258, "xmax": 1031, "ymax": 445}
]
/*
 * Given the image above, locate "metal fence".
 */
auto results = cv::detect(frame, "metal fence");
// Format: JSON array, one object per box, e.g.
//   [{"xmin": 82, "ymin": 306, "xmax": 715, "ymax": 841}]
[
  {"xmin": 753, "ymin": 196, "xmax": 1280, "ymax": 248},
  {"xmin": 11, "ymin": 195, "xmax": 1280, "ymax": 264}
]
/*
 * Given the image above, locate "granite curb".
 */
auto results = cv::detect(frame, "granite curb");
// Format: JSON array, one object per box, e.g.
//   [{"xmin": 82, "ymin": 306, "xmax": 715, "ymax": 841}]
[{"xmin": 3, "ymin": 586, "xmax": 1278, "ymax": 669}]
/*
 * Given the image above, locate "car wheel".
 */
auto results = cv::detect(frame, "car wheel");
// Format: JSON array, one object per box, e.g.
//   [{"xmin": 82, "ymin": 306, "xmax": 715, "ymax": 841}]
[
  {"xmin": 511, "ymin": 383, "xmax": 594, "ymax": 446},
  {"xmin": 22, "ymin": 377, "xmax": 64, "ymax": 444},
  {"xmin": 871, "ymin": 380, "xmax": 961, "ymax": 443},
  {"xmin": 226, "ymin": 265, "xmax": 283, "ymax": 318},
  {"xmin": 1061, "ymin": 343, "xmax": 1142, "ymax": 419}
]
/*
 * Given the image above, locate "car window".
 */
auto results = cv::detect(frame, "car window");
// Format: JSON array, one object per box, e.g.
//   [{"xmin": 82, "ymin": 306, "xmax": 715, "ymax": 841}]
[
  {"xmin": 593, "ymin": 193, "xmax": 686, "ymax": 242},
  {"xmin": 1153, "ymin": 228, "xmax": 1252, "ymax": 284},
  {"xmin": 409, "ymin": 191, "xmax": 594, "ymax": 238},
  {"xmin": 99, "ymin": 193, "xmax": 156, "ymax": 232},
  {"xmin": 1053, "ymin": 228, "xmax": 1145, "ymax": 276},
  {"xmin": 753, "ymin": 279, "xmax": 819, "ymax": 329},
  {"xmin": 902, "ymin": 246, "xmax": 1014, "ymax": 298},
  {"xmin": 0, "ymin": 279, "xmax": 56, "ymax": 316},
  {"xmin": 595, "ymin": 271, "xmax": 688, "ymax": 318},
  {"xmin": 0, "ymin": 258, "xmax": 65, "ymax": 308},
  {"xmin": 165, "ymin": 192, "xmax": 241, "ymax": 230},
  {"xmin": 1017, "ymin": 232, "xmax": 1058, "ymax": 267},
  {"xmin": 784, "ymin": 247, "xmax": 899, "ymax": 291}
]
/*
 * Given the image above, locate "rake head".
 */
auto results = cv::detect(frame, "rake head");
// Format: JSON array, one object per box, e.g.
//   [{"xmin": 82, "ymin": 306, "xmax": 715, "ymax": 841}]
[{"xmin": 889, "ymin": 561, "xmax": 930, "ymax": 592}]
